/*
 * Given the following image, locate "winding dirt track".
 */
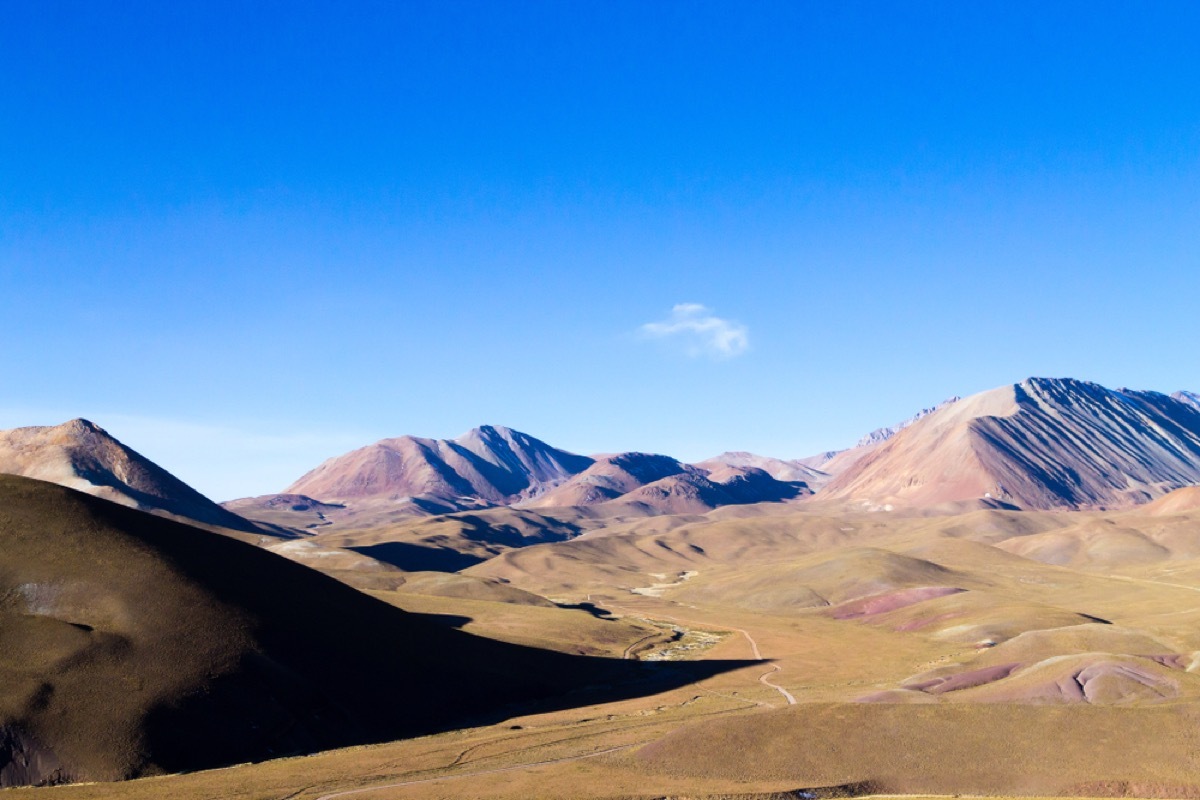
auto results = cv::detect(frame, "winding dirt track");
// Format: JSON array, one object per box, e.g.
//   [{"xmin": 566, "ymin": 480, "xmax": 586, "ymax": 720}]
[
  {"xmin": 610, "ymin": 603, "xmax": 797, "ymax": 706},
  {"xmin": 758, "ymin": 662, "xmax": 797, "ymax": 704}
]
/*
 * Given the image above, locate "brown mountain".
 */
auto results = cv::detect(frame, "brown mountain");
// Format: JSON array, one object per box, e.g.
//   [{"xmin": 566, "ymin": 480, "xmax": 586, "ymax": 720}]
[
  {"xmin": 285, "ymin": 425, "xmax": 593, "ymax": 506},
  {"xmin": 263, "ymin": 433, "xmax": 809, "ymax": 530},
  {"xmin": 619, "ymin": 465, "xmax": 811, "ymax": 514},
  {"xmin": 0, "ymin": 419, "xmax": 259, "ymax": 533},
  {"xmin": 525, "ymin": 452, "xmax": 809, "ymax": 513},
  {"xmin": 819, "ymin": 377, "xmax": 1200, "ymax": 511},
  {"xmin": 0, "ymin": 475, "xmax": 741, "ymax": 787},
  {"xmin": 695, "ymin": 451, "xmax": 831, "ymax": 488},
  {"xmin": 526, "ymin": 452, "xmax": 691, "ymax": 507}
]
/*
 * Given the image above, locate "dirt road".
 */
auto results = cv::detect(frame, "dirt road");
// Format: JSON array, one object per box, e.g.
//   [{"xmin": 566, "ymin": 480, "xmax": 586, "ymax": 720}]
[{"xmin": 610, "ymin": 603, "xmax": 797, "ymax": 706}]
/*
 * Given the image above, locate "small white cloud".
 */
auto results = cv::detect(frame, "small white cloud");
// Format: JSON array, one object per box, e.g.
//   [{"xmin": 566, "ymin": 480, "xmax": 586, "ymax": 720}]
[{"xmin": 639, "ymin": 303, "xmax": 750, "ymax": 360}]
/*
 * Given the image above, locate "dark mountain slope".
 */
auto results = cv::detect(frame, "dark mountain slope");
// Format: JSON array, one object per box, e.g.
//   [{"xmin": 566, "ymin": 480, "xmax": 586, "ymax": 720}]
[
  {"xmin": 525, "ymin": 453, "xmax": 808, "ymax": 513},
  {"xmin": 0, "ymin": 475, "xmax": 744, "ymax": 787}
]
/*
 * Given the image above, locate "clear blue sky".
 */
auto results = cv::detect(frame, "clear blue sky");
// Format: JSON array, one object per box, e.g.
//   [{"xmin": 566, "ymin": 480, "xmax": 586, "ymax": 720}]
[{"xmin": 3, "ymin": 1, "xmax": 1198, "ymax": 500}]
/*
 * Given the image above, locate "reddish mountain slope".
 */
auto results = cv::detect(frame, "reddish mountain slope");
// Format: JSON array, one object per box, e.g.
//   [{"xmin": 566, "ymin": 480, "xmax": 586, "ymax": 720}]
[
  {"xmin": 820, "ymin": 378, "xmax": 1200, "ymax": 510},
  {"xmin": 286, "ymin": 425, "xmax": 593, "ymax": 505},
  {"xmin": 526, "ymin": 452, "xmax": 690, "ymax": 507}
]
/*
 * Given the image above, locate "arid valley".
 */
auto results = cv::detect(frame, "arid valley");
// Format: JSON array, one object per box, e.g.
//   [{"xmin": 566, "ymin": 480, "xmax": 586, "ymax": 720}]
[
  {"xmin": 5, "ymin": 5, "xmax": 1200, "ymax": 798},
  {"xmin": 4, "ymin": 378, "xmax": 1200, "ymax": 798}
]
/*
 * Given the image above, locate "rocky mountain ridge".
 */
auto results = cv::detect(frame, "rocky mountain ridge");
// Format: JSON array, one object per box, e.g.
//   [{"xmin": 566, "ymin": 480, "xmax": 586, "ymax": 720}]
[
  {"xmin": 856, "ymin": 396, "xmax": 962, "ymax": 447},
  {"xmin": 820, "ymin": 378, "xmax": 1200, "ymax": 511}
]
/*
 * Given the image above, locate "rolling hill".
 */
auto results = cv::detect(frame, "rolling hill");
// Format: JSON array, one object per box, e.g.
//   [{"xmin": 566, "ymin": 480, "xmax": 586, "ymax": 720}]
[
  {"xmin": 522, "ymin": 452, "xmax": 810, "ymax": 513},
  {"xmin": 0, "ymin": 475, "xmax": 744, "ymax": 788}
]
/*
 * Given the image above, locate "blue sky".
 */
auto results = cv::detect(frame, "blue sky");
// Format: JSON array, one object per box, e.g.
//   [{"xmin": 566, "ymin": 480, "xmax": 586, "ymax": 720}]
[{"xmin": 3, "ymin": 1, "xmax": 1198, "ymax": 500}]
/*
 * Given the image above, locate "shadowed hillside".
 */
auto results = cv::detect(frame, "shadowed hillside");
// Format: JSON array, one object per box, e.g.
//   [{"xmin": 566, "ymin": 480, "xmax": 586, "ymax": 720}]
[
  {"xmin": 526, "ymin": 453, "xmax": 810, "ymax": 514},
  {"xmin": 0, "ymin": 476, "xmax": 749, "ymax": 788}
]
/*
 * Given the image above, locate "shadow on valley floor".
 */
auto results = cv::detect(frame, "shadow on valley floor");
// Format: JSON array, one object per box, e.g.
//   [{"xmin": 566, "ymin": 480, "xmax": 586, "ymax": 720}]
[
  {"xmin": 349, "ymin": 541, "xmax": 487, "ymax": 571},
  {"xmin": 141, "ymin": 648, "xmax": 759, "ymax": 778},
  {"xmin": 404, "ymin": 611, "xmax": 473, "ymax": 629},
  {"xmin": 110, "ymin": 502, "xmax": 758, "ymax": 778},
  {"xmin": 554, "ymin": 600, "xmax": 618, "ymax": 619},
  {"xmin": 0, "ymin": 477, "xmax": 758, "ymax": 788}
]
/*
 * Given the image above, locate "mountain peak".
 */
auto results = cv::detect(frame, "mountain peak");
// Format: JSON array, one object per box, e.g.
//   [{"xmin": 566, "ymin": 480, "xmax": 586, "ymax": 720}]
[
  {"xmin": 59, "ymin": 417, "xmax": 103, "ymax": 433},
  {"xmin": 457, "ymin": 423, "xmax": 515, "ymax": 440},
  {"xmin": 0, "ymin": 420, "xmax": 258, "ymax": 532},
  {"xmin": 1019, "ymin": 375, "xmax": 1111, "ymax": 395},
  {"xmin": 44, "ymin": 418, "xmax": 109, "ymax": 445},
  {"xmin": 822, "ymin": 379, "xmax": 1200, "ymax": 511},
  {"xmin": 1173, "ymin": 390, "xmax": 1200, "ymax": 411},
  {"xmin": 287, "ymin": 426, "xmax": 593, "ymax": 505}
]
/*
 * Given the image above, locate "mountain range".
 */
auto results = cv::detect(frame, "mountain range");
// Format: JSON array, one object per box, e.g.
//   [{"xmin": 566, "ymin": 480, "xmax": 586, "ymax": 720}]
[
  {"xmin": 4, "ymin": 377, "xmax": 1199, "ymax": 539},
  {"xmin": 286, "ymin": 424, "xmax": 593, "ymax": 506},
  {"xmin": 232, "ymin": 425, "xmax": 813, "ymax": 529},
  {"xmin": 260, "ymin": 377, "xmax": 1200, "ymax": 520},
  {"xmin": 4, "ymin": 375, "xmax": 1200, "ymax": 793}
]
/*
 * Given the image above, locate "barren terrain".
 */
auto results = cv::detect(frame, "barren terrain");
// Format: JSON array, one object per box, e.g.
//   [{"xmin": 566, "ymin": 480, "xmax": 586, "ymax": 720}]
[
  {"xmin": 5, "ymin": 378, "xmax": 1200, "ymax": 798},
  {"xmin": 7, "ymin": 485, "xmax": 1200, "ymax": 798}
]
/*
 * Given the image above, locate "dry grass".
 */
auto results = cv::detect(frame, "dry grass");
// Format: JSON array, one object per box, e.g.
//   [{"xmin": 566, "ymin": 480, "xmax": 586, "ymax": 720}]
[
  {"xmin": 10, "ymin": 481, "xmax": 1200, "ymax": 797},
  {"xmin": 0, "ymin": 477, "xmax": 746, "ymax": 787}
]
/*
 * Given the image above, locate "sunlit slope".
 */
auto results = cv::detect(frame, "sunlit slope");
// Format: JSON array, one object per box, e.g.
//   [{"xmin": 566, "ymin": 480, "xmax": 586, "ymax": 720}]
[
  {"xmin": 820, "ymin": 377, "xmax": 1200, "ymax": 510},
  {"xmin": 696, "ymin": 450, "xmax": 832, "ymax": 489},
  {"xmin": 286, "ymin": 425, "xmax": 592, "ymax": 506},
  {"xmin": 1135, "ymin": 484, "xmax": 1200, "ymax": 516},
  {"xmin": 0, "ymin": 475, "xmax": 742, "ymax": 787},
  {"xmin": 0, "ymin": 419, "xmax": 260, "ymax": 533},
  {"xmin": 636, "ymin": 703, "xmax": 1200, "ymax": 795},
  {"xmin": 466, "ymin": 506, "xmax": 1045, "ymax": 597},
  {"xmin": 470, "ymin": 500, "xmax": 1200, "ymax": 706}
]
